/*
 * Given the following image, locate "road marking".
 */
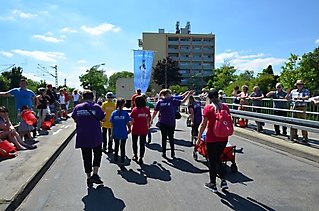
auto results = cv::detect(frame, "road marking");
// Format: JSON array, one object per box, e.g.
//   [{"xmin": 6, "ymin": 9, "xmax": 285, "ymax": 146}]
[{"xmin": 53, "ymin": 129, "xmax": 62, "ymax": 135}]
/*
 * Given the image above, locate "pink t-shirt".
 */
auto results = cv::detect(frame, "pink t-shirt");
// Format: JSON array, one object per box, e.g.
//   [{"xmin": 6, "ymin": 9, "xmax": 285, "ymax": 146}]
[
  {"xmin": 203, "ymin": 104, "xmax": 229, "ymax": 143},
  {"xmin": 130, "ymin": 107, "xmax": 151, "ymax": 135}
]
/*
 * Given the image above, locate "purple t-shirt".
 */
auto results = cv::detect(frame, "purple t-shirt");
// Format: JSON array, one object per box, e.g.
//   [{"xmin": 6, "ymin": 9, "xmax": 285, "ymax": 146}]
[
  {"xmin": 188, "ymin": 101, "xmax": 202, "ymax": 125},
  {"xmin": 155, "ymin": 97, "xmax": 181, "ymax": 126},
  {"xmin": 72, "ymin": 101, "xmax": 105, "ymax": 148}
]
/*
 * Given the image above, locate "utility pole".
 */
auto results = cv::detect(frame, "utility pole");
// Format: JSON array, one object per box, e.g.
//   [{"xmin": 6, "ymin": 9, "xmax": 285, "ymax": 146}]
[
  {"xmin": 37, "ymin": 64, "xmax": 58, "ymax": 87},
  {"xmin": 50, "ymin": 65, "xmax": 58, "ymax": 88}
]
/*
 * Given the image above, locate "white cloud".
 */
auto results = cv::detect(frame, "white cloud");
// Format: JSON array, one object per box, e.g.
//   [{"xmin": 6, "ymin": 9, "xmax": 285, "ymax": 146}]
[
  {"xmin": 216, "ymin": 50, "xmax": 286, "ymax": 73},
  {"xmin": 77, "ymin": 60, "xmax": 87, "ymax": 64},
  {"xmin": 12, "ymin": 9, "xmax": 37, "ymax": 19},
  {"xmin": 232, "ymin": 57, "xmax": 286, "ymax": 71},
  {"xmin": 33, "ymin": 34, "xmax": 63, "ymax": 43},
  {"xmin": 61, "ymin": 27, "xmax": 77, "ymax": 33},
  {"xmin": 12, "ymin": 49, "xmax": 65, "ymax": 62},
  {"xmin": 0, "ymin": 51, "xmax": 14, "ymax": 58},
  {"xmin": 81, "ymin": 23, "xmax": 121, "ymax": 36},
  {"xmin": 316, "ymin": 39, "xmax": 319, "ymax": 45}
]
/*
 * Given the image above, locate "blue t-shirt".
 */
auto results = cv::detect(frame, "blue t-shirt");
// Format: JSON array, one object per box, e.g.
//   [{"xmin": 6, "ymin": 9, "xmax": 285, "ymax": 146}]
[
  {"xmin": 9, "ymin": 88, "xmax": 36, "ymax": 111},
  {"xmin": 110, "ymin": 110, "xmax": 131, "ymax": 139}
]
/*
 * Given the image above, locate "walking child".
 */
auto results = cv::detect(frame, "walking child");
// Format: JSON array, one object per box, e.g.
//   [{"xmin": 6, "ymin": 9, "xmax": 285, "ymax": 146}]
[{"xmin": 110, "ymin": 98, "xmax": 131, "ymax": 165}]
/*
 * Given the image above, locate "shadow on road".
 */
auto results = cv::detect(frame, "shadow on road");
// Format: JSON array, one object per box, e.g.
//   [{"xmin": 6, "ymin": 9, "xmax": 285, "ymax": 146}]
[
  {"xmin": 117, "ymin": 167, "xmax": 147, "ymax": 185},
  {"xmin": 146, "ymin": 143, "xmax": 162, "ymax": 152},
  {"xmin": 137, "ymin": 161, "xmax": 171, "ymax": 181},
  {"xmin": 163, "ymin": 157, "xmax": 209, "ymax": 174},
  {"xmin": 226, "ymin": 170, "xmax": 254, "ymax": 184},
  {"xmin": 217, "ymin": 190, "xmax": 275, "ymax": 211},
  {"xmin": 174, "ymin": 138, "xmax": 193, "ymax": 147},
  {"xmin": 82, "ymin": 185, "xmax": 126, "ymax": 211}
]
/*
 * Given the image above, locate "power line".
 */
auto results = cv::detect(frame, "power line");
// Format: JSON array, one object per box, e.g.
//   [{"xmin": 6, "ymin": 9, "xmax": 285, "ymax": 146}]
[{"xmin": 37, "ymin": 64, "xmax": 58, "ymax": 87}]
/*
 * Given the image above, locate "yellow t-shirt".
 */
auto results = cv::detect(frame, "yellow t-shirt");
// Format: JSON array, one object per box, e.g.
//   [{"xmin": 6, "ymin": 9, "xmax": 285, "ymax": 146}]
[{"xmin": 101, "ymin": 100, "xmax": 116, "ymax": 128}]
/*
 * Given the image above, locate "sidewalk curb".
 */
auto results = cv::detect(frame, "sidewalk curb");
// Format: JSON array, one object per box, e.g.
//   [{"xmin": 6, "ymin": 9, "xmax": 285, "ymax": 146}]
[
  {"xmin": 234, "ymin": 127, "xmax": 319, "ymax": 163},
  {"xmin": 5, "ymin": 129, "xmax": 76, "ymax": 211}
]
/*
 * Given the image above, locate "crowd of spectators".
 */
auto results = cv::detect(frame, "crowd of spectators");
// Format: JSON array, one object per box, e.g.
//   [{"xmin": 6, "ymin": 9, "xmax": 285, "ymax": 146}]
[{"xmin": 0, "ymin": 79, "xmax": 81, "ymax": 155}]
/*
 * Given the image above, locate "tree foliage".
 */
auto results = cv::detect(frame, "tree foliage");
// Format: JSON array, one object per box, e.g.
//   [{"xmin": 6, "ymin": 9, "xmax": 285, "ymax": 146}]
[
  {"xmin": 169, "ymin": 85, "xmax": 188, "ymax": 94},
  {"xmin": 1, "ymin": 66, "xmax": 24, "ymax": 89},
  {"xmin": 153, "ymin": 57, "xmax": 181, "ymax": 88},
  {"xmin": 107, "ymin": 71, "xmax": 134, "ymax": 93},
  {"xmin": 207, "ymin": 64, "xmax": 237, "ymax": 91},
  {"xmin": 79, "ymin": 67, "xmax": 108, "ymax": 97},
  {"xmin": 279, "ymin": 48, "xmax": 319, "ymax": 94}
]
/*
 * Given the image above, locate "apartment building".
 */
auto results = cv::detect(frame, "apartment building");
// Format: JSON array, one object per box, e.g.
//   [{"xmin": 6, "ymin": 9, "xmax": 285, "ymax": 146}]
[{"xmin": 139, "ymin": 21, "xmax": 215, "ymax": 89}]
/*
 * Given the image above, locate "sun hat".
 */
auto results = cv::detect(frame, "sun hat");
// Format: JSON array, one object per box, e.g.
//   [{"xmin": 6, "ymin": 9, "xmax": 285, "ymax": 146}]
[
  {"xmin": 106, "ymin": 92, "xmax": 116, "ymax": 98},
  {"xmin": 295, "ymin": 80, "xmax": 304, "ymax": 86}
]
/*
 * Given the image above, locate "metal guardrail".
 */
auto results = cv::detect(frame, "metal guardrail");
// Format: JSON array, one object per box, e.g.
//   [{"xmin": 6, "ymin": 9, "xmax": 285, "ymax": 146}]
[{"xmin": 179, "ymin": 96, "xmax": 319, "ymax": 136}]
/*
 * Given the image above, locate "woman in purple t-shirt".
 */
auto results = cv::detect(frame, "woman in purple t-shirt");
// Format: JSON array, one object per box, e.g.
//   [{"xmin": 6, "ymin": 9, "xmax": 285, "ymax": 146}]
[
  {"xmin": 151, "ymin": 89, "xmax": 192, "ymax": 159},
  {"xmin": 72, "ymin": 90, "xmax": 106, "ymax": 187}
]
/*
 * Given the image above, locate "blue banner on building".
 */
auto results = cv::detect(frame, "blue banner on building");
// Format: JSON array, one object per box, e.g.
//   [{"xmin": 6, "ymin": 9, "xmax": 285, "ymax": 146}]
[{"xmin": 133, "ymin": 50, "xmax": 154, "ymax": 93}]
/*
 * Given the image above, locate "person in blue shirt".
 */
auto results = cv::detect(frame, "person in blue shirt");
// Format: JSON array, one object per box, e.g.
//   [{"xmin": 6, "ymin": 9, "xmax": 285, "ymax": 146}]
[
  {"xmin": 0, "ymin": 78, "xmax": 36, "ymax": 112},
  {"xmin": 110, "ymin": 98, "xmax": 131, "ymax": 165},
  {"xmin": 0, "ymin": 78, "xmax": 37, "ymax": 138}
]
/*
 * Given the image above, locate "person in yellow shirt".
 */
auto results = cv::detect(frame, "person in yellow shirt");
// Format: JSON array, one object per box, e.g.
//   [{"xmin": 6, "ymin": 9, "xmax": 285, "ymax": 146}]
[{"xmin": 101, "ymin": 92, "xmax": 116, "ymax": 152}]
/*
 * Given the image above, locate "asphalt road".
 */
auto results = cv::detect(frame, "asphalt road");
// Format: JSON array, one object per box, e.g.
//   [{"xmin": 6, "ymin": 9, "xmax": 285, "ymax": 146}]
[{"xmin": 17, "ymin": 119, "xmax": 319, "ymax": 211}]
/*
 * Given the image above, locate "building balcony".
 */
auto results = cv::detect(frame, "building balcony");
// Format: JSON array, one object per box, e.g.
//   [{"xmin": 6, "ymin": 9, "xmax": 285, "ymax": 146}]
[
  {"xmin": 167, "ymin": 48, "xmax": 179, "ymax": 53},
  {"xmin": 167, "ymin": 41, "xmax": 179, "ymax": 45}
]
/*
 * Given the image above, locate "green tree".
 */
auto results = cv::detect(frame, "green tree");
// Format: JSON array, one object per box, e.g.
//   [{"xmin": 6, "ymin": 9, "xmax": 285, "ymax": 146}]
[
  {"xmin": 279, "ymin": 54, "xmax": 300, "ymax": 91},
  {"xmin": 107, "ymin": 71, "xmax": 134, "ymax": 93},
  {"xmin": 0, "ymin": 75, "xmax": 9, "ymax": 91},
  {"xmin": 169, "ymin": 85, "xmax": 188, "ymax": 94},
  {"xmin": 26, "ymin": 79, "xmax": 41, "ymax": 93},
  {"xmin": 253, "ymin": 65, "xmax": 276, "ymax": 94},
  {"xmin": 207, "ymin": 64, "xmax": 236, "ymax": 91},
  {"xmin": 224, "ymin": 70, "xmax": 255, "ymax": 96},
  {"xmin": 1, "ymin": 66, "xmax": 24, "ymax": 89},
  {"xmin": 279, "ymin": 49, "xmax": 319, "ymax": 94},
  {"xmin": 79, "ymin": 67, "xmax": 108, "ymax": 97},
  {"xmin": 153, "ymin": 57, "xmax": 181, "ymax": 88}
]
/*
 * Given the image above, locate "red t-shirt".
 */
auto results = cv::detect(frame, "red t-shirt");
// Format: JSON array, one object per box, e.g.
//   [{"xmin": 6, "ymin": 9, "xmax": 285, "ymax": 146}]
[
  {"xmin": 130, "ymin": 107, "xmax": 151, "ymax": 135},
  {"xmin": 131, "ymin": 93, "xmax": 140, "ymax": 108},
  {"xmin": 203, "ymin": 103, "xmax": 229, "ymax": 143}
]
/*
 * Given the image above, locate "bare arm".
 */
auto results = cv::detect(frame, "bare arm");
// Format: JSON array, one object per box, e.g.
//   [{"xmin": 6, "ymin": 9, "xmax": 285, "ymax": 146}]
[
  {"xmin": 0, "ymin": 91, "xmax": 11, "ymax": 97},
  {"xmin": 150, "ymin": 110, "xmax": 158, "ymax": 125},
  {"xmin": 197, "ymin": 116, "xmax": 208, "ymax": 144},
  {"xmin": 189, "ymin": 107, "xmax": 195, "ymax": 123}
]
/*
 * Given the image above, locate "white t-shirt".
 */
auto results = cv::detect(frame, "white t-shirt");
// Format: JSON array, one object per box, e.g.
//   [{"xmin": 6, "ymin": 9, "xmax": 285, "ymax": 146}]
[
  {"xmin": 72, "ymin": 93, "xmax": 80, "ymax": 102},
  {"xmin": 59, "ymin": 94, "xmax": 65, "ymax": 104}
]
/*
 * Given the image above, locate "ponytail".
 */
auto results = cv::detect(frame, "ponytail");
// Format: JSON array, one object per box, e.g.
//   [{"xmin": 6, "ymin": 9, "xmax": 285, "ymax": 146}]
[{"xmin": 116, "ymin": 98, "xmax": 126, "ymax": 116}]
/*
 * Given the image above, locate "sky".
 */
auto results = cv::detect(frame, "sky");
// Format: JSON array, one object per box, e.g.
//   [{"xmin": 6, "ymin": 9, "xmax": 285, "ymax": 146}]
[{"xmin": 0, "ymin": 0, "xmax": 319, "ymax": 89}]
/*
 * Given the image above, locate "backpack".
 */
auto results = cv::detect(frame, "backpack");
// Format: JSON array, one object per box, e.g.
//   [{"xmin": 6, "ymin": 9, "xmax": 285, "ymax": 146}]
[
  {"xmin": 0, "ymin": 140, "xmax": 18, "ymax": 159},
  {"xmin": 212, "ymin": 104, "xmax": 234, "ymax": 138}
]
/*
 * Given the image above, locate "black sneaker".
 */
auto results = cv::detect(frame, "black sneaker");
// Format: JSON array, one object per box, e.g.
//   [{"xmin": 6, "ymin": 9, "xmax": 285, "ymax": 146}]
[
  {"xmin": 162, "ymin": 154, "xmax": 167, "ymax": 159},
  {"xmin": 90, "ymin": 174, "xmax": 103, "ymax": 184},
  {"xmin": 114, "ymin": 155, "xmax": 118, "ymax": 162},
  {"xmin": 171, "ymin": 151, "xmax": 175, "ymax": 159},
  {"xmin": 221, "ymin": 180, "xmax": 229, "ymax": 190},
  {"xmin": 147, "ymin": 139, "xmax": 151, "ymax": 144},
  {"xmin": 120, "ymin": 157, "xmax": 125, "ymax": 165},
  {"xmin": 87, "ymin": 178, "xmax": 93, "ymax": 187},
  {"xmin": 204, "ymin": 182, "xmax": 217, "ymax": 193}
]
